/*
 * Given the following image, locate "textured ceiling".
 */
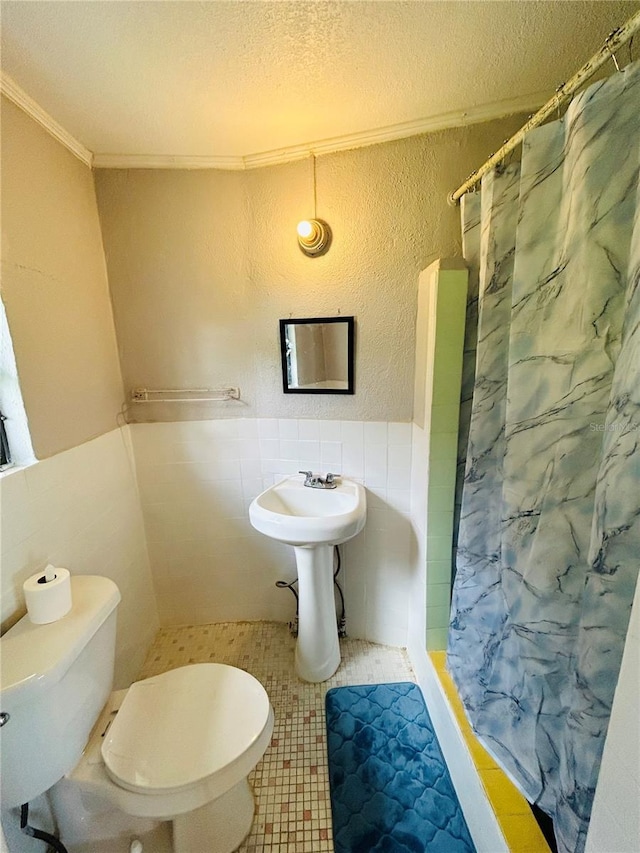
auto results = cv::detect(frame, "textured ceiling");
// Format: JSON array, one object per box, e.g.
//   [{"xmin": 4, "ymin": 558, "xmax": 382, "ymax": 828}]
[{"xmin": 1, "ymin": 0, "xmax": 639, "ymax": 159}]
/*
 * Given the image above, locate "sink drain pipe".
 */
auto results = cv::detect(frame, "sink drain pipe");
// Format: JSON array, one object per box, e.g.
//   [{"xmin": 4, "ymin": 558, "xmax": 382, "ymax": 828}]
[
  {"xmin": 276, "ymin": 545, "xmax": 346, "ymax": 638},
  {"xmin": 334, "ymin": 547, "xmax": 347, "ymax": 638},
  {"xmin": 275, "ymin": 577, "xmax": 299, "ymax": 636}
]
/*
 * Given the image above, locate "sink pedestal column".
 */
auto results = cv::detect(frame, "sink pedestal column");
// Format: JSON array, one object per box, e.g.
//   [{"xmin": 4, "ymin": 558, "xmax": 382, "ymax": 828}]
[{"xmin": 294, "ymin": 544, "xmax": 340, "ymax": 682}]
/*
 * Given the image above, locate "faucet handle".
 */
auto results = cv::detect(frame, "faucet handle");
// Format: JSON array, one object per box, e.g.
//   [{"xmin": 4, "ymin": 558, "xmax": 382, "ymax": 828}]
[
  {"xmin": 298, "ymin": 470, "xmax": 313, "ymax": 483},
  {"xmin": 325, "ymin": 472, "xmax": 340, "ymax": 485}
]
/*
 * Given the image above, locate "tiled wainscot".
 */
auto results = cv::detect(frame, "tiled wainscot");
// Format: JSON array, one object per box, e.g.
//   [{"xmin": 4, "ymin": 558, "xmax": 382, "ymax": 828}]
[{"xmin": 131, "ymin": 418, "xmax": 415, "ymax": 646}]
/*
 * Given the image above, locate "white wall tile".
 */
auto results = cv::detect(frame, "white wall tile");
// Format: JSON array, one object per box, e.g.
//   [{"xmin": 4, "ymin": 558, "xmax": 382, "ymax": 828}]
[
  {"xmin": 261, "ymin": 458, "xmax": 278, "ymax": 476},
  {"xmin": 388, "ymin": 443, "xmax": 412, "ymax": 471},
  {"xmin": 320, "ymin": 441, "xmax": 342, "ymax": 467},
  {"xmin": 206, "ymin": 419, "xmax": 240, "ymax": 441},
  {"xmin": 237, "ymin": 418, "xmax": 259, "ymax": 439},
  {"xmin": 367, "ymin": 507, "xmax": 388, "ymax": 531},
  {"xmin": 387, "ymin": 466, "xmax": 411, "ymax": 490},
  {"xmin": 364, "ymin": 445, "xmax": 388, "ymax": 487},
  {"xmin": 258, "ymin": 418, "xmax": 279, "ymax": 439},
  {"xmin": 366, "ymin": 486, "xmax": 388, "ymax": 509},
  {"xmin": 273, "ymin": 460, "xmax": 299, "ymax": 476},
  {"xmin": 387, "ymin": 488, "xmax": 411, "ymax": 514},
  {"xmin": 210, "ymin": 458, "xmax": 242, "ymax": 479},
  {"xmin": 279, "ymin": 439, "xmax": 299, "ymax": 460},
  {"xmin": 298, "ymin": 419, "xmax": 320, "ymax": 440},
  {"xmin": 129, "ymin": 435, "xmax": 174, "ymax": 468},
  {"xmin": 278, "ymin": 418, "xmax": 298, "ymax": 439},
  {"xmin": 388, "ymin": 422, "xmax": 412, "ymax": 445},
  {"xmin": 240, "ymin": 458, "xmax": 262, "ymax": 480},
  {"xmin": 1, "ymin": 470, "xmax": 33, "ymax": 552},
  {"xmin": 259, "ymin": 438, "xmax": 279, "ymax": 458},
  {"xmin": 1, "ymin": 428, "xmax": 158, "ymax": 688},
  {"xmin": 298, "ymin": 440, "xmax": 321, "ymax": 461},
  {"xmin": 296, "ymin": 457, "xmax": 321, "ymax": 474},
  {"xmin": 341, "ymin": 421, "xmax": 364, "ymax": 443},
  {"xmin": 342, "ymin": 541, "xmax": 367, "ymax": 639},
  {"xmin": 322, "ymin": 420, "xmax": 342, "ymax": 441},
  {"xmin": 364, "ymin": 421, "xmax": 388, "ymax": 445},
  {"xmin": 366, "ymin": 606, "xmax": 409, "ymax": 647},
  {"xmin": 342, "ymin": 442, "xmax": 364, "ymax": 479},
  {"xmin": 129, "ymin": 419, "xmax": 415, "ymax": 645}
]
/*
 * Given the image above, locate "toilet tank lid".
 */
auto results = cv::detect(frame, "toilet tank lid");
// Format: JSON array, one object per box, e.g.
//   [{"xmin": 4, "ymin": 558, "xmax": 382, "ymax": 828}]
[{"xmin": 0, "ymin": 576, "xmax": 121, "ymax": 704}]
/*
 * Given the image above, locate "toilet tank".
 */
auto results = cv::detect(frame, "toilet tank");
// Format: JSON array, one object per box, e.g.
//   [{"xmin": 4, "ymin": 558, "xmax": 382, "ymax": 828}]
[{"xmin": 0, "ymin": 575, "xmax": 121, "ymax": 808}]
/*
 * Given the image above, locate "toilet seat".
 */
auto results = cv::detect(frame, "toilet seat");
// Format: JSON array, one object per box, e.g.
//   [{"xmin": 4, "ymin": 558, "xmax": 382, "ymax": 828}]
[{"xmin": 101, "ymin": 664, "xmax": 272, "ymax": 798}]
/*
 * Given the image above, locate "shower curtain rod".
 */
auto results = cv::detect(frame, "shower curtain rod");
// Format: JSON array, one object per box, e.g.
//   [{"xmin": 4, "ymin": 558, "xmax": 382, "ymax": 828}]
[{"xmin": 448, "ymin": 8, "xmax": 640, "ymax": 205}]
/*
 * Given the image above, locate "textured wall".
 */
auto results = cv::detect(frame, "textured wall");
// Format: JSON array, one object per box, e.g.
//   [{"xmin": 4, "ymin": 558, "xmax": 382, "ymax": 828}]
[
  {"xmin": 0, "ymin": 97, "xmax": 124, "ymax": 459},
  {"xmin": 94, "ymin": 168, "xmax": 252, "ymax": 421},
  {"xmin": 95, "ymin": 112, "xmax": 526, "ymax": 423}
]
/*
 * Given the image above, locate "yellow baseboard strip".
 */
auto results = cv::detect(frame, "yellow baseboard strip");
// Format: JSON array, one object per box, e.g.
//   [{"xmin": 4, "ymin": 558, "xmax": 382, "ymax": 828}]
[{"xmin": 429, "ymin": 651, "xmax": 550, "ymax": 853}]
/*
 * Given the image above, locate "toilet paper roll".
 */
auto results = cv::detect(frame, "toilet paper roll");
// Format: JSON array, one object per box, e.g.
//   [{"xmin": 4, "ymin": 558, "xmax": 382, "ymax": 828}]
[{"xmin": 23, "ymin": 566, "xmax": 72, "ymax": 624}]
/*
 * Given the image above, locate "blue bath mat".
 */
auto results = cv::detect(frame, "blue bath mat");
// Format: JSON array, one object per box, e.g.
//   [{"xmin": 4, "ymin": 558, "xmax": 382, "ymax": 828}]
[{"xmin": 326, "ymin": 682, "xmax": 476, "ymax": 853}]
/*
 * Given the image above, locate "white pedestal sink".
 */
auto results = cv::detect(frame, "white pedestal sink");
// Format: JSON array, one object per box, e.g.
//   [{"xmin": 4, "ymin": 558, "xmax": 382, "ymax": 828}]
[{"xmin": 249, "ymin": 475, "xmax": 366, "ymax": 682}]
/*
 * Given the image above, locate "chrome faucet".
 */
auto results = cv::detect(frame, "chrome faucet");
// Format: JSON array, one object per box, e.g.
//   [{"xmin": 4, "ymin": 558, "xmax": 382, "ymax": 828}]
[{"xmin": 299, "ymin": 471, "xmax": 340, "ymax": 489}]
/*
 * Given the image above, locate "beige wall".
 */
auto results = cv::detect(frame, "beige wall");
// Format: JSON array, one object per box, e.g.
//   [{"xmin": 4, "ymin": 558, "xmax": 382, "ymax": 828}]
[
  {"xmin": 293, "ymin": 323, "xmax": 326, "ymax": 387},
  {"xmin": 94, "ymin": 168, "xmax": 250, "ymax": 421},
  {"xmin": 322, "ymin": 323, "xmax": 348, "ymax": 384},
  {"xmin": 0, "ymin": 103, "xmax": 157, "ymax": 696},
  {"xmin": 1, "ymin": 97, "xmax": 123, "ymax": 458},
  {"xmin": 95, "ymin": 113, "xmax": 525, "ymax": 423}
]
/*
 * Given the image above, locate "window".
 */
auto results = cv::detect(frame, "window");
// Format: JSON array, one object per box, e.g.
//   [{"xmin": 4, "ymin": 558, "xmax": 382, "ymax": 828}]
[
  {"xmin": 0, "ymin": 298, "xmax": 35, "ymax": 470},
  {"xmin": 0, "ymin": 411, "xmax": 11, "ymax": 469}
]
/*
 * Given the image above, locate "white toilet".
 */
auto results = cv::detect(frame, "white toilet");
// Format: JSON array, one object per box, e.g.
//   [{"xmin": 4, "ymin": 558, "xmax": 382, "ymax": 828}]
[{"xmin": 0, "ymin": 575, "xmax": 274, "ymax": 853}]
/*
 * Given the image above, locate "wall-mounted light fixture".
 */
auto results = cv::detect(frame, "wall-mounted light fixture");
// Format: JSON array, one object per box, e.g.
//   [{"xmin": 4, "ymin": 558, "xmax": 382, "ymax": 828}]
[
  {"xmin": 297, "ymin": 218, "xmax": 331, "ymax": 256},
  {"xmin": 297, "ymin": 155, "xmax": 332, "ymax": 257}
]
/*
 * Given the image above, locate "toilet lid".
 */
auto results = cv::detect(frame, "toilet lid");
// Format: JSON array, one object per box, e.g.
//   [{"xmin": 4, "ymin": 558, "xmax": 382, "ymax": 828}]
[{"xmin": 101, "ymin": 664, "xmax": 271, "ymax": 793}]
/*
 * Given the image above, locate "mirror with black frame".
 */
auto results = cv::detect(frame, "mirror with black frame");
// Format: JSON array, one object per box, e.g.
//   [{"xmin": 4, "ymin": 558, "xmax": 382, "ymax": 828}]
[{"xmin": 279, "ymin": 316, "xmax": 355, "ymax": 394}]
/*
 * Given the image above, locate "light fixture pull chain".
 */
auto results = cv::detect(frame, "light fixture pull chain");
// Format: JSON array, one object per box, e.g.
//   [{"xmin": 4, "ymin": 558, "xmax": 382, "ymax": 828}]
[
  {"xmin": 297, "ymin": 152, "xmax": 331, "ymax": 257},
  {"xmin": 312, "ymin": 153, "xmax": 317, "ymax": 219}
]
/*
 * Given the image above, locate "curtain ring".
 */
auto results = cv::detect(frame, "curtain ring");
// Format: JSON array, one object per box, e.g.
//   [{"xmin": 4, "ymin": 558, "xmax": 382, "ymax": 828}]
[
  {"xmin": 498, "ymin": 139, "xmax": 509, "ymax": 173},
  {"xmin": 550, "ymin": 86, "xmax": 564, "ymax": 122},
  {"xmin": 608, "ymin": 47, "xmax": 621, "ymax": 72}
]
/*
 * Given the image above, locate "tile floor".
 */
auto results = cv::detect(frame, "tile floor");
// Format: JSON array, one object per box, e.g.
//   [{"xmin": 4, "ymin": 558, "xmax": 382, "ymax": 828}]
[{"xmin": 139, "ymin": 621, "xmax": 415, "ymax": 852}]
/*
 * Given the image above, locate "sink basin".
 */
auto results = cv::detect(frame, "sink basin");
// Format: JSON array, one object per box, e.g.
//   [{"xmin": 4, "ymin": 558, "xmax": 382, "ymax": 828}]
[
  {"xmin": 249, "ymin": 475, "xmax": 367, "ymax": 682},
  {"xmin": 249, "ymin": 476, "xmax": 366, "ymax": 546}
]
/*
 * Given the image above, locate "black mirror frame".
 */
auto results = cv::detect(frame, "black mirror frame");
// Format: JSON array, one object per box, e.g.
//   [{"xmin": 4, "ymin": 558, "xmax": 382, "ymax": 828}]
[{"xmin": 279, "ymin": 316, "xmax": 355, "ymax": 395}]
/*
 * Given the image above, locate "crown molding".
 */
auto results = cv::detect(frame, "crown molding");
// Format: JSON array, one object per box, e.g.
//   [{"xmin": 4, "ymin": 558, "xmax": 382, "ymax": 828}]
[
  {"xmin": 2, "ymin": 73, "xmax": 549, "ymax": 172},
  {"xmin": 1, "ymin": 72, "xmax": 93, "ymax": 167},
  {"xmin": 242, "ymin": 90, "xmax": 551, "ymax": 169},
  {"xmin": 94, "ymin": 90, "xmax": 550, "ymax": 171},
  {"xmin": 92, "ymin": 153, "xmax": 247, "ymax": 170}
]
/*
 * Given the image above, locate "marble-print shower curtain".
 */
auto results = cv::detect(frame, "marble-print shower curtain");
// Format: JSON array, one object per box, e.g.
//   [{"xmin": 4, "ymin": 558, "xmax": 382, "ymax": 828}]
[{"xmin": 448, "ymin": 60, "xmax": 640, "ymax": 853}]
